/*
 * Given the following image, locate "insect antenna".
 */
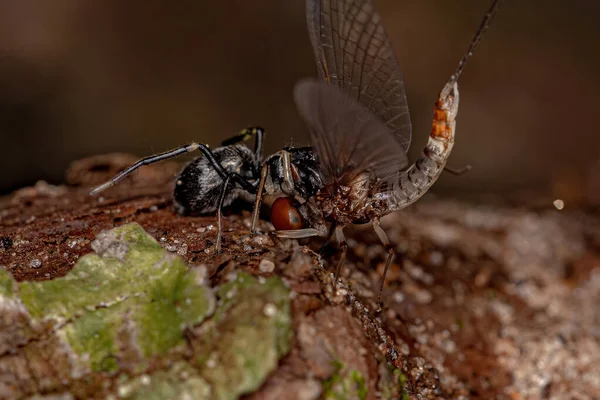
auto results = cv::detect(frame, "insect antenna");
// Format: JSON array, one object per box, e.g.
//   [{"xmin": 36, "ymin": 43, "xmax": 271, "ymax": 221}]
[{"xmin": 447, "ymin": 0, "xmax": 504, "ymax": 88}]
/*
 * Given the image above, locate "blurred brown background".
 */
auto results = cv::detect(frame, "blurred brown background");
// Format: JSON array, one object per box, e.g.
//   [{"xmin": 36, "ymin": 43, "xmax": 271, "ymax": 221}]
[{"xmin": 0, "ymin": 0, "xmax": 599, "ymax": 204}]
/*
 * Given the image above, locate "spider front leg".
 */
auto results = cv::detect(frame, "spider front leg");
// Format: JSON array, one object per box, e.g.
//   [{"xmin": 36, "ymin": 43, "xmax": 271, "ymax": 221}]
[
  {"xmin": 251, "ymin": 163, "xmax": 269, "ymax": 234},
  {"xmin": 90, "ymin": 142, "xmax": 257, "ymax": 195},
  {"xmin": 250, "ymin": 149, "xmax": 296, "ymax": 234},
  {"xmin": 90, "ymin": 143, "xmax": 201, "ymax": 195}
]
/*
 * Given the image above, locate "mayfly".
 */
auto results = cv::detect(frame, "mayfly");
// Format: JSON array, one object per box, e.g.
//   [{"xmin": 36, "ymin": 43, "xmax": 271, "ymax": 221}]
[{"xmin": 265, "ymin": 0, "xmax": 504, "ymax": 307}]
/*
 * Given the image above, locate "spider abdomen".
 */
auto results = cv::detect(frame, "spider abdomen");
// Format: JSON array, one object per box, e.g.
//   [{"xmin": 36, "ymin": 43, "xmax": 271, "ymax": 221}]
[{"xmin": 173, "ymin": 145, "xmax": 256, "ymax": 215}]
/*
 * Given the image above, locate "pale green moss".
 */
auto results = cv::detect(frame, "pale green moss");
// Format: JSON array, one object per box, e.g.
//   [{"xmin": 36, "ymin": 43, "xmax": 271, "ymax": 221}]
[
  {"xmin": 379, "ymin": 366, "xmax": 411, "ymax": 400},
  {"xmin": 16, "ymin": 223, "xmax": 215, "ymax": 372},
  {"xmin": 118, "ymin": 362, "xmax": 211, "ymax": 400},
  {"xmin": 396, "ymin": 369, "xmax": 410, "ymax": 400},
  {"xmin": 323, "ymin": 360, "xmax": 368, "ymax": 400},
  {"xmin": 0, "ymin": 268, "xmax": 15, "ymax": 298},
  {"xmin": 0, "ymin": 223, "xmax": 294, "ymax": 399},
  {"xmin": 193, "ymin": 272, "xmax": 292, "ymax": 400}
]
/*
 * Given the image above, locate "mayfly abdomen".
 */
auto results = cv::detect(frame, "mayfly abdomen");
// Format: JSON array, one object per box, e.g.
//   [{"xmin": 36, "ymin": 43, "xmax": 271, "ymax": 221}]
[{"xmin": 389, "ymin": 83, "xmax": 459, "ymax": 211}]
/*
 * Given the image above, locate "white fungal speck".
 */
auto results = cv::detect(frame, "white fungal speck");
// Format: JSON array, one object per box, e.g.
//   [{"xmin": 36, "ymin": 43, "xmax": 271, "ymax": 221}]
[
  {"xmin": 166, "ymin": 244, "xmax": 178, "ymax": 252},
  {"xmin": 553, "ymin": 199, "xmax": 564, "ymax": 210},
  {"xmin": 393, "ymin": 292, "xmax": 405, "ymax": 303},
  {"xmin": 258, "ymin": 259, "xmax": 275, "ymax": 273},
  {"xmin": 140, "ymin": 374, "xmax": 151, "ymax": 385},
  {"xmin": 263, "ymin": 303, "xmax": 277, "ymax": 317},
  {"xmin": 177, "ymin": 243, "xmax": 188, "ymax": 256},
  {"xmin": 429, "ymin": 251, "xmax": 444, "ymax": 266},
  {"xmin": 29, "ymin": 259, "xmax": 41, "ymax": 268}
]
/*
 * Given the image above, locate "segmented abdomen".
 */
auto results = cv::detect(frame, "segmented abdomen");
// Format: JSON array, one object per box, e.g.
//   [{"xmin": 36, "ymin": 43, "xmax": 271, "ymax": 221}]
[{"xmin": 387, "ymin": 82, "xmax": 459, "ymax": 212}]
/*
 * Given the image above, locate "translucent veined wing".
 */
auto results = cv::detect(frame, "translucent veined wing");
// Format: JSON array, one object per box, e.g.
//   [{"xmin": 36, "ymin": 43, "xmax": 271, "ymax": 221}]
[
  {"xmin": 294, "ymin": 79, "xmax": 408, "ymax": 186},
  {"xmin": 306, "ymin": 0, "xmax": 412, "ymax": 152}
]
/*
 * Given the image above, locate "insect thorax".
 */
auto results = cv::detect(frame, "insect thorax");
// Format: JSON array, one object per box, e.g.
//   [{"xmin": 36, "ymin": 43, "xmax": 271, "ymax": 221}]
[
  {"xmin": 265, "ymin": 147, "xmax": 322, "ymax": 199},
  {"xmin": 315, "ymin": 171, "xmax": 379, "ymax": 225}
]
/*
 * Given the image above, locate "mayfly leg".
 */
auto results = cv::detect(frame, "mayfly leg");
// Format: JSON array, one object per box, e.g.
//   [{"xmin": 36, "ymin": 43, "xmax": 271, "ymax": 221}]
[
  {"xmin": 333, "ymin": 226, "xmax": 347, "ymax": 287},
  {"xmin": 444, "ymin": 164, "xmax": 472, "ymax": 176},
  {"xmin": 318, "ymin": 224, "xmax": 337, "ymax": 256},
  {"xmin": 372, "ymin": 218, "xmax": 394, "ymax": 311}
]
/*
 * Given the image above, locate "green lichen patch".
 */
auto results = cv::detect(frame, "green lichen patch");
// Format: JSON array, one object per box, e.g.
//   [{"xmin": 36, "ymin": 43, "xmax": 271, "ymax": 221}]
[
  {"xmin": 118, "ymin": 362, "xmax": 211, "ymax": 400},
  {"xmin": 0, "ymin": 224, "xmax": 295, "ymax": 398},
  {"xmin": 322, "ymin": 360, "xmax": 368, "ymax": 400},
  {"xmin": 12, "ymin": 223, "xmax": 215, "ymax": 372},
  {"xmin": 191, "ymin": 272, "xmax": 292, "ymax": 400},
  {"xmin": 0, "ymin": 268, "xmax": 15, "ymax": 298},
  {"xmin": 378, "ymin": 365, "xmax": 411, "ymax": 400},
  {"xmin": 396, "ymin": 369, "xmax": 410, "ymax": 400}
]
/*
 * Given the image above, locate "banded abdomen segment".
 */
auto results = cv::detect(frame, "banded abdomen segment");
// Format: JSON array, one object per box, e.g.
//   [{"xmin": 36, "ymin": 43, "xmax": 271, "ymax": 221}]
[{"xmin": 386, "ymin": 81, "xmax": 459, "ymax": 212}]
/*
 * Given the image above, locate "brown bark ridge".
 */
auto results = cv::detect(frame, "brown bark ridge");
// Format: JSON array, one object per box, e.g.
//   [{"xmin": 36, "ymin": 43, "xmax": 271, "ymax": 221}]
[{"xmin": 1, "ymin": 154, "xmax": 599, "ymax": 399}]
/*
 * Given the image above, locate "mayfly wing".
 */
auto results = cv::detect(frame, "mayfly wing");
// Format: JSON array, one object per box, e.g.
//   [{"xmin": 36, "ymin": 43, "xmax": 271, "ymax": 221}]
[
  {"xmin": 294, "ymin": 78, "xmax": 407, "ymax": 185},
  {"xmin": 306, "ymin": 0, "xmax": 412, "ymax": 155}
]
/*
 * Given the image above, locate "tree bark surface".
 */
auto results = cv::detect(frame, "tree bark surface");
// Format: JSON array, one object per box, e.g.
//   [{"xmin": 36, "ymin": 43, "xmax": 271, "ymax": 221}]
[{"xmin": 0, "ymin": 155, "xmax": 599, "ymax": 399}]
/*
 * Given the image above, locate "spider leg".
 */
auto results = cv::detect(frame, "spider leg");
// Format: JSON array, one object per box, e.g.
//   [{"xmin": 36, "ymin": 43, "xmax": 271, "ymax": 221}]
[
  {"xmin": 221, "ymin": 126, "xmax": 265, "ymax": 168},
  {"xmin": 214, "ymin": 174, "xmax": 233, "ymax": 253},
  {"xmin": 251, "ymin": 163, "xmax": 269, "ymax": 234},
  {"xmin": 280, "ymin": 150, "xmax": 294, "ymax": 193},
  {"xmin": 250, "ymin": 148, "xmax": 294, "ymax": 234},
  {"xmin": 91, "ymin": 142, "xmax": 257, "ymax": 195},
  {"xmin": 90, "ymin": 143, "xmax": 198, "ymax": 195}
]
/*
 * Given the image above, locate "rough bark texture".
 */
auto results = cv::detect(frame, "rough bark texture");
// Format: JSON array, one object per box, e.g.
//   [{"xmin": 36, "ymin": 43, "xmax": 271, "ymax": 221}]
[{"xmin": 0, "ymin": 154, "xmax": 599, "ymax": 399}]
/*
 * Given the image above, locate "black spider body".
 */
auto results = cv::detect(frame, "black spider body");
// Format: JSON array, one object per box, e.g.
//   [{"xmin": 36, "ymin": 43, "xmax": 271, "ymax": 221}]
[
  {"xmin": 173, "ymin": 144, "xmax": 257, "ymax": 215},
  {"xmin": 264, "ymin": 146, "xmax": 322, "ymax": 199}
]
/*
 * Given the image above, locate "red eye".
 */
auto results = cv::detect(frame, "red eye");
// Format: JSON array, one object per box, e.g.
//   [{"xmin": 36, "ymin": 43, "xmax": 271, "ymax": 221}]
[{"xmin": 270, "ymin": 197, "xmax": 303, "ymax": 230}]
